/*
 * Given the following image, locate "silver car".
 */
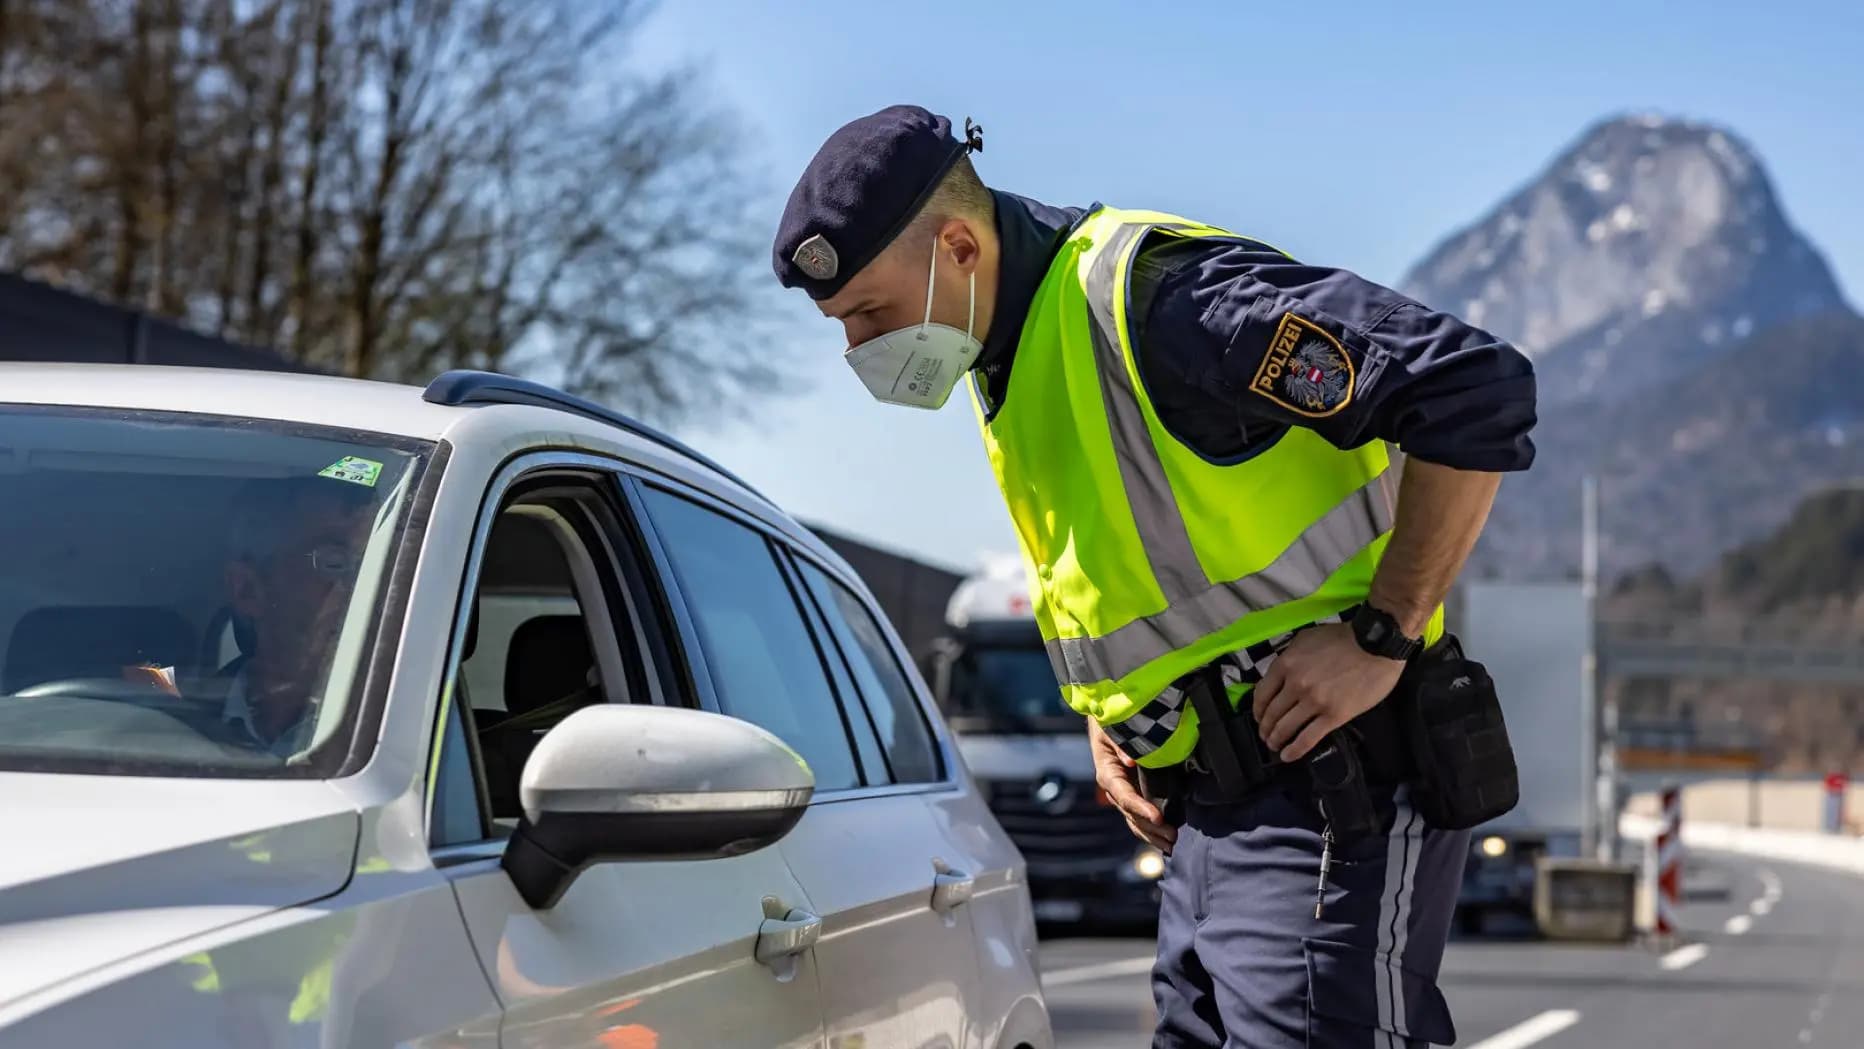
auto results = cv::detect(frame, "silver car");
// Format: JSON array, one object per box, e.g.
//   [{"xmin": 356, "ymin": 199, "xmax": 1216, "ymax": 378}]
[{"xmin": 0, "ymin": 364, "xmax": 1053, "ymax": 1049}]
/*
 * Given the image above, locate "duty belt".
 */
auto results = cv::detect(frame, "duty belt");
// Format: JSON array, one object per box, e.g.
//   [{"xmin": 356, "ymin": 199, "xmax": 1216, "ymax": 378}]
[{"xmin": 1166, "ymin": 655, "xmax": 1416, "ymax": 805}]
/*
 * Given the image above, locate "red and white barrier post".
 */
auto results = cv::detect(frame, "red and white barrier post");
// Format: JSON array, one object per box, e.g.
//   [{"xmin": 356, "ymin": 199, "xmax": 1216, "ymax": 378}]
[{"xmin": 1654, "ymin": 782, "xmax": 1682, "ymax": 938}]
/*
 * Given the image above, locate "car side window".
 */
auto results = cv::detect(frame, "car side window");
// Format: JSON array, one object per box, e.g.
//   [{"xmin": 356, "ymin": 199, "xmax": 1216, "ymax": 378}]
[
  {"xmin": 637, "ymin": 486, "xmax": 860, "ymax": 792},
  {"xmin": 431, "ymin": 472, "xmax": 671, "ymax": 848},
  {"xmin": 796, "ymin": 559, "xmax": 944, "ymax": 784},
  {"xmin": 786, "ymin": 554, "xmax": 893, "ymax": 784},
  {"xmin": 429, "ymin": 688, "xmax": 485, "ymax": 847}
]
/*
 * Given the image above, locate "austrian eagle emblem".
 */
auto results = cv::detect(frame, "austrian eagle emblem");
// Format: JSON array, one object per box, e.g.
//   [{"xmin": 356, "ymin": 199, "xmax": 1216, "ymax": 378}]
[{"xmin": 1248, "ymin": 313, "xmax": 1356, "ymax": 417}]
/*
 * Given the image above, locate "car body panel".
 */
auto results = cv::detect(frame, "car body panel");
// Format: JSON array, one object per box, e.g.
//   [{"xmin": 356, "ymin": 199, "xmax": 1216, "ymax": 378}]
[
  {"xmin": 0, "ymin": 875, "xmax": 503, "ymax": 1049},
  {"xmin": 775, "ymin": 791, "xmax": 980, "ymax": 1049},
  {"xmin": 0, "ymin": 362, "xmax": 469, "ymax": 440},
  {"xmin": 0, "ymin": 775, "xmax": 358, "ymax": 1012},
  {"xmin": 447, "ymin": 852, "xmax": 827, "ymax": 1049},
  {"xmin": 919, "ymin": 786, "xmax": 1049, "ymax": 1049}
]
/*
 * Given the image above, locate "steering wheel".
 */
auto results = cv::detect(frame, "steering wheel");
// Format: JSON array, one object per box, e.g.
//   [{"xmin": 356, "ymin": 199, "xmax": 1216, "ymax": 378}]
[
  {"xmin": 9, "ymin": 676, "xmax": 262, "ymax": 749},
  {"xmin": 14, "ymin": 676, "xmax": 185, "ymax": 703},
  {"xmin": 12, "ymin": 675, "xmax": 224, "ymax": 725}
]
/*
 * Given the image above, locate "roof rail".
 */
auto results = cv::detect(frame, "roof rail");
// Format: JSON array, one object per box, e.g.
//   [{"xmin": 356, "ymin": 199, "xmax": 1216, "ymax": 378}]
[{"xmin": 422, "ymin": 370, "xmax": 767, "ymax": 501}]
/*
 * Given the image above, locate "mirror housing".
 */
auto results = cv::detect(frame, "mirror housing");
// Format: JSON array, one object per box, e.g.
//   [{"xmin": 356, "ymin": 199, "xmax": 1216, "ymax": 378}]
[{"xmin": 500, "ymin": 705, "xmax": 814, "ymax": 909}]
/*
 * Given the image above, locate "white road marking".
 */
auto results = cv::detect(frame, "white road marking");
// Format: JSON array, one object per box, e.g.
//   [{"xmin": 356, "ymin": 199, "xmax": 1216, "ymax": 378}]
[
  {"xmin": 1798, "ymin": 1029, "xmax": 1812, "ymax": 1044},
  {"xmin": 1661, "ymin": 943, "xmax": 1710, "ymax": 971},
  {"xmin": 1752, "ymin": 898, "xmax": 1774, "ymax": 916},
  {"xmin": 1464, "ymin": 1009, "xmax": 1582, "ymax": 1049},
  {"xmin": 1725, "ymin": 914, "xmax": 1753, "ymax": 935},
  {"xmin": 1041, "ymin": 955, "xmax": 1155, "ymax": 988},
  {"xmin": 1761, "ymin": 868, "xmax": 1784, "ymax": 903}
]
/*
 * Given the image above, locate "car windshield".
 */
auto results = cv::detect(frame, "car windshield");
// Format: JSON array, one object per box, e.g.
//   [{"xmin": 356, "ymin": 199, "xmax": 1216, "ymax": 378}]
[
  {"xmin": 0, "ymin": 405, "xmax": 429, "ymax": 777},
  {"xmin": 945, "ymin": 643, "xmax": 1080, "ymax": 734}
]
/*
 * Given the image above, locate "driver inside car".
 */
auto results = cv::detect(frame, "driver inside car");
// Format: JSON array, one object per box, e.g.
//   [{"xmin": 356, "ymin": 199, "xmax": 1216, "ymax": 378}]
[{"xmin": 215, "ymin": 475, "xmax": 376, "ymax": 757}]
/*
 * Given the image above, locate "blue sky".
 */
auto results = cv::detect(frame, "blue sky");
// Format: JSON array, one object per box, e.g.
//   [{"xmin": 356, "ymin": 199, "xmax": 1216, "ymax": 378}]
[{"xmin": 635, "ymin": 0, "xmax": 1864, "ymax": 573}]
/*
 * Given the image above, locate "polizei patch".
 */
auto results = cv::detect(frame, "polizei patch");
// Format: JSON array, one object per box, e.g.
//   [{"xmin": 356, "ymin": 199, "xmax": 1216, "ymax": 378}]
[{"xmin": 1249, "ymin": 313, "xmax": 1355, "ymax": 417}]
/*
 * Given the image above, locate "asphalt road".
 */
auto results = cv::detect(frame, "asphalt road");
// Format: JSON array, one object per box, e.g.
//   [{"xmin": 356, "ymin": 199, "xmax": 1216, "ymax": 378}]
[{"xmin": 1039, "ymin": 850, "xmax": 1864, "ymax": 1047}]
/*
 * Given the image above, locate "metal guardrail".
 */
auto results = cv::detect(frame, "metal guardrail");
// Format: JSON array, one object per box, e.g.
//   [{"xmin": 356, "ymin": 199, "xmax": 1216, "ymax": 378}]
[{"xmin": 1598, "ymin": 623, "xmax": 1864, "ymax": 684}]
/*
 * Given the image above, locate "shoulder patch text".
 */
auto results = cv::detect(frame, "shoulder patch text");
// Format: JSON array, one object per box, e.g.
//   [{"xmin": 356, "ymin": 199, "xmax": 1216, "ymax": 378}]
[{"xmin": 1248, "ymin": 313, "xmax": 1355, "ymax": 418}]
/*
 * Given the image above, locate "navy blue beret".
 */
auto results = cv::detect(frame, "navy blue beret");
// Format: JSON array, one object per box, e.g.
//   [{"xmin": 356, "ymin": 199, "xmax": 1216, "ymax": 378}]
[{"xmin": 773, "ymin": 104, "xmax": 981, "ymax": 300}]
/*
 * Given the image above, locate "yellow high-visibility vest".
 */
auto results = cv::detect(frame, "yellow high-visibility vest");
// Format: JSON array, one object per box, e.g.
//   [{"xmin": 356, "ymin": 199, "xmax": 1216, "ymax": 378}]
[{"xmin": 971, "ymin": 207, "xmax": 1442, "ymax": 767}]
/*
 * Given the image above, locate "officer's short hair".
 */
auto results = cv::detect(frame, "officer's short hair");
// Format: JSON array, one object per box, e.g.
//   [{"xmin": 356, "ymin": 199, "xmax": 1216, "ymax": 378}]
[
  {"xmin": 901, "ymin": 155, "xmax": 995, "ymax": 251},
  {"xmin": 227, "ymin": 476, "xmax": 372, "ymax": 564}
]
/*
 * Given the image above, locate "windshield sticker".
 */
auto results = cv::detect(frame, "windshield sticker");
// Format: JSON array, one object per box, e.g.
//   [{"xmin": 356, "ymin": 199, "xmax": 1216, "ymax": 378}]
[{"xmin": 318, "ymin": 456, "xmax": 383, "ymax": 487}]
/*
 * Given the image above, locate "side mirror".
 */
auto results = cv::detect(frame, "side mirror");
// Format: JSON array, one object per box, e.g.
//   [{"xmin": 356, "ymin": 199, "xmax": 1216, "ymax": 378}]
[{"xmin": 501, "ymin": 705, "xmax": 814, "ymax": 909}]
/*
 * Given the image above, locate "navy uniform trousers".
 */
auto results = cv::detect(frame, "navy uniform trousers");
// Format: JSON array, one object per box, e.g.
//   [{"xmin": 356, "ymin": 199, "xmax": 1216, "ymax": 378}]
[{"xmin": 1151, "ymin": 773, "xmax": 1468, "ymax": 1049}]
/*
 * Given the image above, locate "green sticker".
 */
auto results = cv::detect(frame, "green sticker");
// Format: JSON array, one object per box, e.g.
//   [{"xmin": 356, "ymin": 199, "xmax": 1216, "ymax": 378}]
[{"xmin": 318, "ymin": 456, "xmax": 383, "ymax": 487}]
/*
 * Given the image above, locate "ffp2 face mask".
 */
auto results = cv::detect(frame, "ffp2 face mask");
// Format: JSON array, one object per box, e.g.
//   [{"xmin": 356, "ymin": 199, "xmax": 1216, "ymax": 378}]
[{"xmin": 842, "ymin": 242, "xmax": 981, "ymax": 410}]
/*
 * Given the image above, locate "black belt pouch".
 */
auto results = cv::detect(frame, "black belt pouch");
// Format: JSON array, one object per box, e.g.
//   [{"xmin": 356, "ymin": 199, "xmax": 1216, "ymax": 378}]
[{"xmin": 1395, "ymin": 634, "xmax": 1521, "ymax": 830}]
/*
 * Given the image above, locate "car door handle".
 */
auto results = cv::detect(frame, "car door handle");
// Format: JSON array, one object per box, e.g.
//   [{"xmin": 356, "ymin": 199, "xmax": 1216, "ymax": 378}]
[
  {"xmin": 931, "ymin": 867, "xmax": 975, "ymax": 914},
  {"xmin": 754, "ymin": 907, "xmax": 822, "ymax": 970}
]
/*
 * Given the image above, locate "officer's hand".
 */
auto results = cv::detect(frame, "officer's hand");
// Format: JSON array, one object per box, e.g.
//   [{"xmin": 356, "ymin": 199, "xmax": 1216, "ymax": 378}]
[
  {"xmin": 1252, "ymin": 622, "xmax": 1405, "ymax": 763},
  {"xmin": 1087, "ymin": 717, "xmax": 1176, "ymax": 853}
]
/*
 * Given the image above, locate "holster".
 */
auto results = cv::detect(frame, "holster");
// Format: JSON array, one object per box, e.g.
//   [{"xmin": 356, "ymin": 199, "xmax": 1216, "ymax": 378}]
[
  {"xmin": 1182, "ymin": 662, "xmax": 1273, "ymax": 800},
  {"xmin": 1136, "ymin": 764, "xmax": 1185, "ymax": 828},
  {"xmin": 1178, "ymin": 659, "xmax": 1389, "ymax": 843},
  {"xmin": 1391, "ymin": 633, "xmax": 1521, "ymax": 830}
]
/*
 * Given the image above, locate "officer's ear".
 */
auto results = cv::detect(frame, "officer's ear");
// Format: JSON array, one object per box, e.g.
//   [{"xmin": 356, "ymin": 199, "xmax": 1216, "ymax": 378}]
[{"xmin": 937, "ymin": 218, "xmax": 984, "ymax": 274}]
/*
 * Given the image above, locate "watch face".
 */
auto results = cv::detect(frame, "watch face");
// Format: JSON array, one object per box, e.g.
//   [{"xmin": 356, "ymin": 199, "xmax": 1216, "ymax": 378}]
[{"xmin": 1365, "ymin": 620, "xmax": 1388, "ymax": 642}]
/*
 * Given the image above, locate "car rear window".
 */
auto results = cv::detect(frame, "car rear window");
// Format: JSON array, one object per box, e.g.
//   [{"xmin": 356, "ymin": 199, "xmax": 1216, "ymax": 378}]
[{"xmin": 0, "ymin": 405, "xmax": 430, "ymax": 777}]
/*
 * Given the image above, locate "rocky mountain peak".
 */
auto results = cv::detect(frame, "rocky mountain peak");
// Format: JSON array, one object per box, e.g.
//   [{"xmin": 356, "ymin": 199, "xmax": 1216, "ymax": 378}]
[{"xmin": 1400, "ymin": 114, "xmax": 1850, "ymax": 404}]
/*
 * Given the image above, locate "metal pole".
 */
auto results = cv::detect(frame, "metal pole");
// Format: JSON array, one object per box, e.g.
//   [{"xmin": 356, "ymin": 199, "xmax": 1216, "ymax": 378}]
[
  {"xmin": 1580, "ymin": 474, "xmax": 1601, "ymax": 860},
  {"xmin": 1749, "ymin": 768, "xmax": 1760, "ymax": 828}
]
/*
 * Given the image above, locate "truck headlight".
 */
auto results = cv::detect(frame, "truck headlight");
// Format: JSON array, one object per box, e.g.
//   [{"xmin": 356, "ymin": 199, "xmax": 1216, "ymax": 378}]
[
  {"xmin": 1480, "ymin": 835, "xmax": 1508, "ymax": 859},
  {"xmin": 1133, "ymin": 847, "xmax": 1166, "ymax": 880}
]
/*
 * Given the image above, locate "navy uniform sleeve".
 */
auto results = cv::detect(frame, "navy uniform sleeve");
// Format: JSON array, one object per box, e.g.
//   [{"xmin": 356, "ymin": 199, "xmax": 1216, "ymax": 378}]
[{"xmin": 1131, "ymin": 238, "xmax": 1538, "ymax": 472}]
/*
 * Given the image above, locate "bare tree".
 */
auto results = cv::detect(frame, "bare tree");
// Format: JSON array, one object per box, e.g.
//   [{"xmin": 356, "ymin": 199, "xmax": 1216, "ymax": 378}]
[{"xmin": 0, "ymin": 0, "xmax": 783, "ymax": 425}]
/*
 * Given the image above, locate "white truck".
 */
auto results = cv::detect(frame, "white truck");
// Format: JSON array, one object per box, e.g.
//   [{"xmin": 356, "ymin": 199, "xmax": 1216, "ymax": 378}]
[
  {"xmin": 1447, "ymin": 580, "xmax": 1590, "ymax": 934},
  {"xmin": 925, "ymin": 559, "xmax": 1166, "ymax": 928}
]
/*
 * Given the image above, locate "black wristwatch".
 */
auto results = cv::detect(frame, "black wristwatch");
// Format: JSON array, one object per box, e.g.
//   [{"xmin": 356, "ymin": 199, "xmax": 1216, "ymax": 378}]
[{"xmin": 1351, "ymin": 604, "xmax": 1423, "ymax": 661}]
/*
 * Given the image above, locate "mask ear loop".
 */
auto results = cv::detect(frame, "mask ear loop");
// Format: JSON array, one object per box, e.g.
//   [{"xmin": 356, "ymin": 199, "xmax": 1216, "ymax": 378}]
[
  {"xmin": 925, "ymin": 239, "xmax": 979, "ymax": 342},
  {"xmin": 966, "ymin": 268, "xmax": 976, "ymax": 340},
  {"xmin": 919, "ymin": 240, "xmax": 939, "ymax": 335}
]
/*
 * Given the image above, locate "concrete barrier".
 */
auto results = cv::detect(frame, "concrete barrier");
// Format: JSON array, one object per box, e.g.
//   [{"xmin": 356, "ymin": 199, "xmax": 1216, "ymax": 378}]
[
  {"xmin": 1625, "ymin": 778, "xmax": 1864, "ymax": 834},
  {"xmin": 1621, "ymin": 812, "xmax": 1864, "ymax": 875},
  {"xmin": 1534, "ymin": 859, "xmax": 1640, "ymax": 941}
]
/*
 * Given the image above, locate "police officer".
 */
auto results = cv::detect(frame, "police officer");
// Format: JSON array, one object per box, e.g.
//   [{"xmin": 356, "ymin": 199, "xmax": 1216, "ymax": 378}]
[{"xmin": 773, "ymin": 105, "xmax": 1536, "ymax": 1049}]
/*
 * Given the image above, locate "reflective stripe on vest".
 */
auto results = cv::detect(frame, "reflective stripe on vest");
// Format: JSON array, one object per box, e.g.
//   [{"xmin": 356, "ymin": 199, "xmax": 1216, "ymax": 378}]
[
  {"xmin": 972, "ymin": 206, "xmax": 1440, "ymax": 767},
  {"xmin": 1045, "ymin": 473, "xmax": 1396, "ymax": 686}
]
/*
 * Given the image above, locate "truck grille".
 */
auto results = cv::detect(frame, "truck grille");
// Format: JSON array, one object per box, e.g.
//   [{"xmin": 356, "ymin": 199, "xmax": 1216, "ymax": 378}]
[{"xmin": 983, "ymin": 777, "xmax": 1135, "ymax": 863}]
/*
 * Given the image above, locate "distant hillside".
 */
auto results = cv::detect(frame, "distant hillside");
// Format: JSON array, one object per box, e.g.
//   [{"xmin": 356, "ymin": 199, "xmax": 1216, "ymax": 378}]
[
  {"xmin": 1474, "ymin": 311, "xmax": 1864, "ymax": 581},
  {"xmin": 1609, "ymin": 484, "xmax": 1864, "ymax": 632},
  {"xmin": 1607, "ymin": 486, "xmax": 1864, "ymax": 774}
]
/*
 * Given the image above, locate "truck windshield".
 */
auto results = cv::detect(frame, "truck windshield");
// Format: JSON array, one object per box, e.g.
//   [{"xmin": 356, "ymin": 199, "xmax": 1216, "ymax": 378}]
[
  {"xmin": 0, "ymin": 405, "xmax": 429, "ymax": 778},
  {"xmin": 945, "ymin": 644, "xmax": 1081, "ymax": 734}
]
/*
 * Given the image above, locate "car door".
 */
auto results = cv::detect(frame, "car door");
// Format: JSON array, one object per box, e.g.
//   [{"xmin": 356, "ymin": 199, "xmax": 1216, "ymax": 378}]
[
  {"xmin": 786, "ymin": 551, "xmax": 996, "ymax": 1049},
  {"xmin": 430, "ymin": 457, "xmax": 827, "ymax": 1049},
  {"xmin": 631, "ymin": 480, "xmax": 981, "ymax": 1049}
]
